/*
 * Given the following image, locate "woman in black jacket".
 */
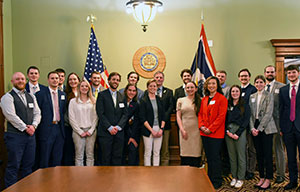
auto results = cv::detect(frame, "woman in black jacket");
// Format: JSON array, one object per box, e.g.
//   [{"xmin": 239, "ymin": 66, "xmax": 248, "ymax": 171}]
[
  {"xmin": 225, "ymin": 85, "xmax": 250, "ymax": 189},
  {"xmin": 139, "ymin": 79, "xmax": 165, "ymax": 166},
  {"xmin": 122, "ymin": 84, "xmax": 140, "ymax": 165}
]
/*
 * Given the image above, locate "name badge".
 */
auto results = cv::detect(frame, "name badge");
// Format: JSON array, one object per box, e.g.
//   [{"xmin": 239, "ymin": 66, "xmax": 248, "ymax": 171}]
[
  {"xmin": 28, "ymin": 103, "xmax": 34, "ymax": 108},
  {"xmin": 251, "ymin": 98, "xmax": 256, "ymax": 103},
  {"xmin": 275, "ymin": 89, "xmax": 279, "ymax": 94},
  {"xmin": 61, "ymin": 95, "xmax": 65, "ymax": 100},
  {"xmin": 119, "ymin": 103, "xmax": 125, "ymax": 108},
  {"xmin": 230, "ymin": 107, "xmax": 234, "ymax": 111},
  {"xmin": 209, "ymin": 100, "xmax": 216, "ymax": 105},
  {"xmin": 242, "ymin": 92, "xmax": 245, "ymax": 97}
]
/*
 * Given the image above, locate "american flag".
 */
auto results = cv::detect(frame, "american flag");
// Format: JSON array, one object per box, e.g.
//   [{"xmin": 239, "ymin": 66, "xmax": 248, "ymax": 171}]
[
  {"xmin": 84, "ymin": 24, "xmax": 109, "ymax": 88},
  {"xmin": 190, "ymin": 24, "xmax": 217, "ymax": 92}
]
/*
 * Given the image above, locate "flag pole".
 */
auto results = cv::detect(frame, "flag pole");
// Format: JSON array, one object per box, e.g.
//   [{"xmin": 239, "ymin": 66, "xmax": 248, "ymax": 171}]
[{"xmin": 201, "ymin": 9, "xmax": 204, "ymax": 23}]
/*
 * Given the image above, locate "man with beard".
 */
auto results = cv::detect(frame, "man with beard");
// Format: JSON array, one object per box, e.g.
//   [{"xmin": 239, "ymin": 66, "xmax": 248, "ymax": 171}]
[
  {"xmin": 264, "ymin": 65, "xmax": 285, "ymax": 184},
  {"xmin": 25, "ymin": 66, "xmax": 47, "ymax": 94},
  {"xmin": 91, "ymin": 71, "xmax": 104, "ymax": 99},
  {"xmin": 174, "ymin": 69, "xmax": 193, "ymax": 108},
  {"xmin": 1, "ymin": 72, "xmax": 41, "ymax": 188},
  {"xmin": 238, "ymin": 68, "xmax": 257, "ymax": 180},
  {"xmin": 96, "ymin": 72, "xmax": 128, "ymax": 165}
]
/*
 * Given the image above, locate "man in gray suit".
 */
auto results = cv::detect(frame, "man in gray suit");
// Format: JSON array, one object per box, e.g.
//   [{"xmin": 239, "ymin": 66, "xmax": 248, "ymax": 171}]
[
  {"xmin": 264, "ymin": 65, "xmax": 285, "ymax": 184},
  {"xmin": 216, "ymin": 70, "xmax": 230, "ymax": 98}
]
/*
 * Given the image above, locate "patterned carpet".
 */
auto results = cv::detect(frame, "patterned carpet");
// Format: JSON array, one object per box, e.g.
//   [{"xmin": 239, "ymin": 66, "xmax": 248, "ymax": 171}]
[{"xmin": 218, "ymin": 173, "xmax": 300, "ymax": 192}]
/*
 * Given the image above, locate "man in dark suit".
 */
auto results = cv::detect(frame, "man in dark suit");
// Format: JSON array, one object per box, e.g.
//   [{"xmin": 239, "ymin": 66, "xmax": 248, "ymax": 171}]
[
  {"xmin": 264, "ymin": 65, "xmax": 285, "ymax": 184},
  {"xmin": 154, "ymin": 71, "xmax": 173, "ymax": 166},
  {"xmin": 35, "ymin": 71, "xmax": 66, "ymax": 168},
  {"xmin": 279, "ymin": 65, "xmax": 300, "ymax": 190},
  {"xmin": 96, "ymin": 72, "xmax": 128, "ymax": 165},
  {"xmin": 174, "ymin": 69, "xmax": 193, "ymax": 109},
  {"xmin": 238, "ymin": 68, "xmax": 257, "ymax": 180},
  {"xmin": 25, "ymin": 66, "xmax": 47, "ymax": 94},
  {"xmin": 1, "ymin": 72, "xmax": 41, "ymax": 188}
]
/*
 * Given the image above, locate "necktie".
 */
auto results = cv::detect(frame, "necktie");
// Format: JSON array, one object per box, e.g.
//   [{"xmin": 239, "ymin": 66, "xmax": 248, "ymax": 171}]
[
  {"xmin": 290, "ymin": 85, "xmax": 296, "ymax": 122},
  {"xmin": 266, "ymin": 84, "xmax": 270, "ymax": 92},
  {"xmin": 157, "ymin": 87, "xmax": 161, "ymax": 97},
  {"xmin": 52, "ymin": 91, "xmax": 60, "ymax": 121},
  {"xmin": 32, "ymin": 86, "xmax": 37, "ymax": 94},
  {"xmin": 19, "ymin": 91, "xmax": 27, "ymax": 105},
  {"xmin": 94, "ymin": 89, "xmax": 98, "ymax": 99},
  {"xmin": 112, "ymin": 92, "xmax": 117, "ymax": 107}
]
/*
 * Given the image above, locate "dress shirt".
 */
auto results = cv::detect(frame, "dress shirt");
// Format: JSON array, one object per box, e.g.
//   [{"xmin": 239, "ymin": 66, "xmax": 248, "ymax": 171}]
[
  {"xmin": 265, "ymin": 80, "xmax": 275, "ymax": 92},
  {"xmin": 256, "ymin": 91, "xmax": 263, "ymax": 119},
  {"xmin": 29, "ymin": 82, "xmax": 40, "ymax": 94},
  {"xmin": 289, "ymin": 80, "xmax": 299, "ymax": 99},
  {"xmin": 157, "ymin": 86, "xmax": 163, "ymax": 97},
  {"xmin": 0, "ymin": 87, "xmax": 41, "ymax": 132},
  {"xmin": 68, "ymin": 98, "xmax": 98, "ymax": 135},
  {"xmin": 182, "ymin": 84, "xmax": 187, "ymax": 96},
  {"xmin": 241, "ymin": 83, "xmax": 250, "ymax": 89},
  {"xmin": 108, "ymin": 88, "xmax": 122, "ymax": 132},
  {"xmin": 49, "ymin": 87, "xmax": 60, "ymax": 121}
]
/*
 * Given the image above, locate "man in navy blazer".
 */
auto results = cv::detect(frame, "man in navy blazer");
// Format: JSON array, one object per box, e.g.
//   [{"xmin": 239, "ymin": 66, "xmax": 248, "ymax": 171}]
[
  {"xmin": 35, "ymin": 71, "xmax": 66, "ymax": 168},
  {"xmin": 279, "ymin": 65, "xmax": 300, "ymax": 190},
  {"xmin": 96, "ymin": 72, "xmax": 128, "ymax": 165},
  {"xmin": 25, "ymin": 66, "xmax": 47, "ymax": 94}
]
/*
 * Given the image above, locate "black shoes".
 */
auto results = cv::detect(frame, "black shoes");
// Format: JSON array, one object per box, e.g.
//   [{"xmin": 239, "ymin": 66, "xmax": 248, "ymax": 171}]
[
  {"xmin": 275, "ymin": 176, "xmax": 284, "ymax": 184},
  {"xmin": 245, "ymin": 172, "xmax": 254, "ymax": 180},
  {"xmin": 284, "ymin": 182, "xmax": 298, "ymax": 190}
]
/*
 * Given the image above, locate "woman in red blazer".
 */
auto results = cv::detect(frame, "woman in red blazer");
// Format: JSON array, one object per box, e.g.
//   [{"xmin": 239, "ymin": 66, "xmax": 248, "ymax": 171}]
[{"xmin": 198, "ymin": 76, "xmax": 228, "ymax": 189}]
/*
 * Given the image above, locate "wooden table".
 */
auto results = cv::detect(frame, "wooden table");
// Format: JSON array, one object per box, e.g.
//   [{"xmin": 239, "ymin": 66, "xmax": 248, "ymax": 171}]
[{"xmin": 4, "ymin": 166, "xmax": 215, "ymax": 192}]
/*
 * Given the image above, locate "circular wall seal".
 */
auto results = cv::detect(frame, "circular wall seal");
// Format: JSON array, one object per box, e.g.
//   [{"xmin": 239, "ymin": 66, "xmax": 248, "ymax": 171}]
[{"xmin": 133, "ymin": 46, "xmax": 166, "ymax": 79}]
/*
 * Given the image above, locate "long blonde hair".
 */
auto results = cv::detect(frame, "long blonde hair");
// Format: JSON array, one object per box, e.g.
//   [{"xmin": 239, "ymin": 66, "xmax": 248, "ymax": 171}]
[{"xmin": 76, "ymin": 79, "xmax": 96, "ymax": 104}]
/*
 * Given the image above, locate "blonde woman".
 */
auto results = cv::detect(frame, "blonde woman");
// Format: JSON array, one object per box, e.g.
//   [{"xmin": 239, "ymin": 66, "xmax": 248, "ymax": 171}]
[{"xmin": 68, "ymin": 79, "xmax": 98, "ymax": 166}]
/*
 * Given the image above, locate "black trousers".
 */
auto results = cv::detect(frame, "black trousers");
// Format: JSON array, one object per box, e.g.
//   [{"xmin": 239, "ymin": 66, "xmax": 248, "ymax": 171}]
[
  {"xmin": 202, "ymin": 136, "xmax": 223, "ymax": 186},
  {"xmin": 99, "ymin": 131, "xmax": 124, "ymax": 166},
  {"xmin": 180, "ymin": 156, "xmax": 201, "ymax": 168},
  {"xmin": 252, "ymin": 131, "xmax": 273, "ymax": 179},
  {"xmin": 283, "ymin": 123, "xmax": 300, "ymax": 183}
]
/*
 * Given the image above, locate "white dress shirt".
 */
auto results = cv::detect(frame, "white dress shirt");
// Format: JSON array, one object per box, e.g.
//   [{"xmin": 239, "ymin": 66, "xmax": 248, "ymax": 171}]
[
  {"xmin": 0, "ymin": 87, "xmax": 41, "ymax": 132},
  {"xmin": 68, "ymin": 98, "xmax": 98, "ymax": 135},
  {"xmin": 29, "ymin": 82, "xmax": 40, "ymax": 94},
  {"xmin": 49, "ymin": 87, "xmax": 60, "ymax": 121}
]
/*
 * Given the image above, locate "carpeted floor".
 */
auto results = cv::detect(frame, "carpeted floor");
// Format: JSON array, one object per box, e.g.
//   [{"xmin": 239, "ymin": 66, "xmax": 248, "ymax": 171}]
[{"xmin": 218, "ymin": 173, "xmax": 300, "ymax": 192}]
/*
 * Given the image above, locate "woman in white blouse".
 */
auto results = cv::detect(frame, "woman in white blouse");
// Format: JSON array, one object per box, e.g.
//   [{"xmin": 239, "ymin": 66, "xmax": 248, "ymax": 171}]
[{"xmin": 68, "ymin": 79, "xmax": 98, "ymax": 166}]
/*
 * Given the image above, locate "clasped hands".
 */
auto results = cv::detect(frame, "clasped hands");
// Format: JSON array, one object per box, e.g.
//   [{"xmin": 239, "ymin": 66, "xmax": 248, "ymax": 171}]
[
  {"xmin": 226, "ymin": 131, "xmax": 239, "ymax": 140},
  {"xmin": 200, "ymin": 126, "xmax": 211, "ymax": 135},
  {"xmin": 25, "ymin": 125, "xmax": 35, "ymax": 136},
  {"xmin": 151, "ymin": 129, "xmax": 163, "ymax": 138},
  {"xmin": 251, "ymin": 128, "xmax": 259, "ymax": 136}
]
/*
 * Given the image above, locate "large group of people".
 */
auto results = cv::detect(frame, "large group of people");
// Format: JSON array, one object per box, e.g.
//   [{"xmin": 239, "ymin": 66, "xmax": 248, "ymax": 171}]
[{"xmin": 1, "ymin": 64, "xmax": 300, "ymax": 190}]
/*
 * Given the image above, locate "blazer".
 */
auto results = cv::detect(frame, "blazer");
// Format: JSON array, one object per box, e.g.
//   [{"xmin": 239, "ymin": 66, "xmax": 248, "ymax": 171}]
[
  {"xmin": 139, "ymin": 95, "xmax": 165, "ymax": 137},
  {"xmin": 198, "ymin": 92, "xmax": 228, "ymax": 139},
  {"xmin": 144, "ymin": 87, "xmax": 173, "ymax": 130},
  {"xmin": 269, "ymin": 81, "xmax": 285, "ymax": 131},
  {"xmin": 279, "ymin": 83, "xmax": 300, "ymax": 133},
  {"xmin": 249, "ymin": 90, "xmax": 277, "ymax": 135},
  {"xmin": 124, "ymin": 99, "xmax": 140, "ymax": 141},
  {"xmin": 25, "ymin": 82, "xmax": 47, "ymax": 94},
  {"xmin": 96, "ymin": 89, "xmax": 128, "ymax": 137},
  {"xmin": 35, "ymin": 88, "xmax": 66, "ymax": 140}
]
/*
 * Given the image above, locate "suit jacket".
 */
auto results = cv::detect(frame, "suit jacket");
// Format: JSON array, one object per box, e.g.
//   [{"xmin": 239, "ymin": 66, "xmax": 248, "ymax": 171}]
[
  {"xmin": 269, "ymin": 81, "xmax": 285, "ymax": 131},
  {"xmin": 124, "ymin": 99, "xmax": 140, "ymax": 141},
  {"xmin": 96, "ymin": 89, "xmax": 128, "ymax": 137},
  {"xmin": 35, "ymin": 88, "xmax": 66, "ymax": 140},
  {"xmin": 139, "ymin": 95, "xmax": 165, "ymax": 137},
  {"xmin": 241, "ymin": 83, "xmax": 257, "ymax": 104},
  {"xmin": 249, "ymin": 90, "xmax": 277, "ymax": 134},
  {"xmin": 144, "ymin": 87, "xmax": 173, "ymax": 130},
  {"xmin": 279, "ymin": 83, "xmax": 300, "ymax": 133},
  {"xmin": 198, "ymin": 92, "xmax": 228, "ymax": 138},
  {"xmin": 222, "ymin": 85, "xmax": 230, "ymax": 99},
  {"xmin": 25, "ymin": 82, "xmax": 47, "ymax": 94}
]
